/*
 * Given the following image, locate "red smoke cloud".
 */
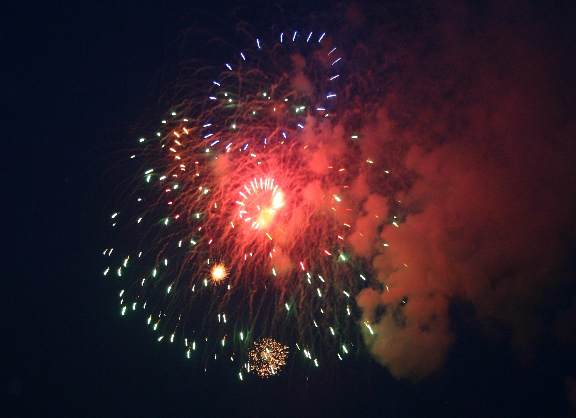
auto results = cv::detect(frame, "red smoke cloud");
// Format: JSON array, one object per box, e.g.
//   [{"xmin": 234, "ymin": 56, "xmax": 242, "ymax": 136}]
[{"xmin": 352, "ymin": 0, "xmax": 576, "ymax": 381}]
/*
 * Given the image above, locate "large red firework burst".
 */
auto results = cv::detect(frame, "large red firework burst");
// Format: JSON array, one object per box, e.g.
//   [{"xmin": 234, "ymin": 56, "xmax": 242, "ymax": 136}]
[{"xmin": 104, "ymin": 29, "xmax": 375, "ymax": 378}]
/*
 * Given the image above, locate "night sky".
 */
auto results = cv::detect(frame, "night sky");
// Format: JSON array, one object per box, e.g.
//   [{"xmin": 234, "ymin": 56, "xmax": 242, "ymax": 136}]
[{"xmin": 2, "ymin": 1, "xmax": 576, "ymax": 417}]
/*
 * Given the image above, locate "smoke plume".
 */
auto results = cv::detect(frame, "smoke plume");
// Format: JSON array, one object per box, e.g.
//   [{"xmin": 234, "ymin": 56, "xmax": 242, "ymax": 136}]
[{"xmin": 351, "ymin": 0, "xmax": 576, "ymax": 381}]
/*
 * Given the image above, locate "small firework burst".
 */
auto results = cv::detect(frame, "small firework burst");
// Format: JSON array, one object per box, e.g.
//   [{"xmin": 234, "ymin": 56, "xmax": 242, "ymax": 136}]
[
  {"xmin": 210, "ymin": 263, "xmax": 228, "ymax": 283},
  {"xmin": 248, "ymin": 338, "xmax": 289, "ymax": 377}
]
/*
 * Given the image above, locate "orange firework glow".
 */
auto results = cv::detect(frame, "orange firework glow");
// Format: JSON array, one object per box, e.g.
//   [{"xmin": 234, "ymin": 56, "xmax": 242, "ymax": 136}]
[{"xmin": 210, "ymin": 263, "xmax": 228, "ymax": 283}]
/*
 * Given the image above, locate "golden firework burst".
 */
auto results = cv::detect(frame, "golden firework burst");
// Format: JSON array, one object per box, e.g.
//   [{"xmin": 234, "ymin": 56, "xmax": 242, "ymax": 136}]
[{"xmin": 248, "ymin": 338, "xmax": 289, "ymax": 377}]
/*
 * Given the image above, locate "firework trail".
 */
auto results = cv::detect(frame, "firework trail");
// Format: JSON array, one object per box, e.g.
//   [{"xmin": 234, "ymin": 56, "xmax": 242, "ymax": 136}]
[{"xmin": 104, "ymin": 28, "xmax": 392, "ymax": 378}]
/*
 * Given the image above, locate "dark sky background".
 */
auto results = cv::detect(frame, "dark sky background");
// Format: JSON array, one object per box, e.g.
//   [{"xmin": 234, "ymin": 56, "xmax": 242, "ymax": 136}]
[{"xmin": 2, "ymin": 1, "xmax": 575, "ymax": 417}]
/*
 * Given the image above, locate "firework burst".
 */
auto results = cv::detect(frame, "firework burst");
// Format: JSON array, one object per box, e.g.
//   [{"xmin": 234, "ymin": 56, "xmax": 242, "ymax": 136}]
[
  {"xmin": 104, "ymin": 29, "xmax": 378, "ymax": 377},
  {"xmin": 248, "ymin": 338, "xmax": 289, "ymax": 377}
]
